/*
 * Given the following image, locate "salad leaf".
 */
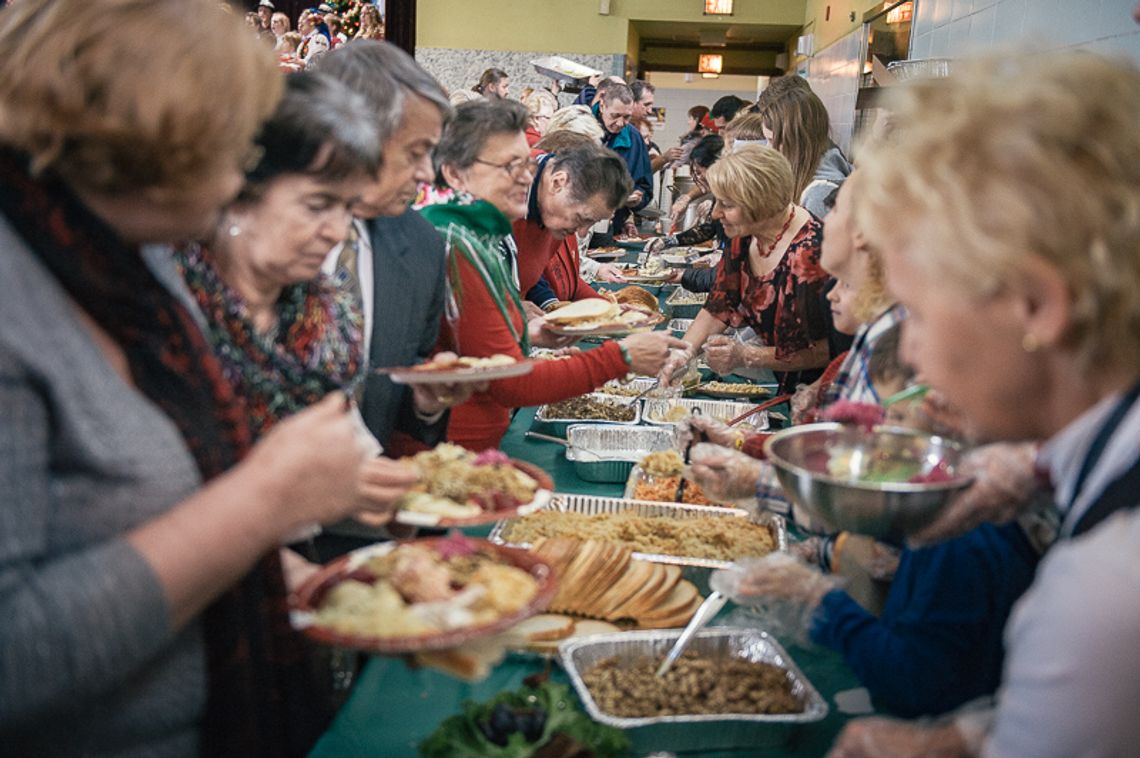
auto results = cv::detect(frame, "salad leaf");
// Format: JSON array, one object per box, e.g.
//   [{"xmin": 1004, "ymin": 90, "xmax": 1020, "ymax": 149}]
[{"xmin": 419, "ymin": 680, "xmax": 628, "ymax": 758}]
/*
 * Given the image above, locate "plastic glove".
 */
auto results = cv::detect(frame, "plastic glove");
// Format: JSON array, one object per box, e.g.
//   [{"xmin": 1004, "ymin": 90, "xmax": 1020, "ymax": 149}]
[
  {"xmin": 643, "ymin": 235, "xmax": 675, "ymax": 253},
  {"xmin": 790, "ymin": 381, "xmax": 821, "ymax": 424},
  {"xmin": 594, "ymin": 263, "xmax": 627, "ymax": 282},
  {"xmin": 909, "ymin": 441, "xmax": 1040, "ymax": 547},
  {"xmin": 703, "ymin": 334, "xmax": 744, "ymax": 376},
  {"xmin": 688, "ymin": 442, "xmax": 761, "ymax": 500},
  {"xmin": 657, "ymin": 344, "xmax": 695, "ymax": 386},
  {"xmin": 788, "ymin": 535, "xmax": 825, "ymax": 567},
  {"xmin": 828, "ymin": 718, "xmax": 970, "ymax": 758},
  {"xmin": 710, "ymin": 553, "xmax": 844, "ymax": 645},
  {"xmin": 686, "ymin": 414, "xmax": 745, "ymax": 449}
]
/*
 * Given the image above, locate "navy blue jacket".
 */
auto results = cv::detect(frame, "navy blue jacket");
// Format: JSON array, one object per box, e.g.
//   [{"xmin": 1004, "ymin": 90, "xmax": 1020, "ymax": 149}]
[{"xmin": 811, "ymin": 522, "xmax": 1039, "ymax": 718}]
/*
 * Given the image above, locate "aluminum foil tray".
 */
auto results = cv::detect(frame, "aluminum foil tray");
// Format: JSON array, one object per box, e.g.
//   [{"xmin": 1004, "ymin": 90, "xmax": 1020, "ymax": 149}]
[
  {"xmin": 667, "ymin": 318, "xmax": 693, "ymax": 335},
  {"xmin": 489, "ymin": 494, "xmax": 785, "ymax": 569},
  {"xmin": 664, "ymin": 288, "xmax": 707, "ymax": 319},
  {"xmin": 642, "ymin": 397, "xmax": 769, "ymax": 430},
  {"xmin": 595, "ymin": 376, "xmax": 658, "ymax": 398},
  {"xmin": 564, "ymin": 424, "xmax": 677, "ymax": 483},
  {"xmin": 559, "ymin": 628, "xmax": 828, "ymax": 753},
  {"xmin": 533, "ymin": 393, "xmax": 641, "ymax": 437}
]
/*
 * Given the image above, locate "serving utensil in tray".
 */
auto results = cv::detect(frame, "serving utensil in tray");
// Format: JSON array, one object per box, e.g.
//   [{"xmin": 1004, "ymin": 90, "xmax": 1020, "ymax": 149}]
[{"xmin": 559, "ymin": 628, "xmax": 828, "ymax": 753}]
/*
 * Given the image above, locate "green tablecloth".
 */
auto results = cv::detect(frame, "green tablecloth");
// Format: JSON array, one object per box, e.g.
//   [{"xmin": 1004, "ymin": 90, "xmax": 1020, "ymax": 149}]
[{"xmin": 309, "ymin": 403, "xmax": 866, "ymax": 757}]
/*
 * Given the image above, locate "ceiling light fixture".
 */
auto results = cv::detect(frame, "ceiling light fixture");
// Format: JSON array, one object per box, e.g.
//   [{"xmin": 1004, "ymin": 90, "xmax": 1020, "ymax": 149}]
[
  {"xmin": 698, "ymin": 53, "xmax": 723, "ymax": 75},
  {"xmin": 704, "ymin": 0, "xmax": 733, "ymax": 15}
]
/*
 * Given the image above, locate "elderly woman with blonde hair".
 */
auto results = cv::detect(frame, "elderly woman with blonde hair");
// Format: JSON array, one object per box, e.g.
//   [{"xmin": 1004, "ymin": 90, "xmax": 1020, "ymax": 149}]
[
  {"xmin": 521, "ymin": 87, "xmax": 559, "ymax": 146},
  {"xmin": 827, "ymin": 52, "xmax": 1140, "ymax": 758},
  {"xmin": 545, "ymin": 104, "xmax": 605, "ymax": 143},
  {"xmin": 666, "ymin": 145, "xmax": 833, "ymax": 394}
]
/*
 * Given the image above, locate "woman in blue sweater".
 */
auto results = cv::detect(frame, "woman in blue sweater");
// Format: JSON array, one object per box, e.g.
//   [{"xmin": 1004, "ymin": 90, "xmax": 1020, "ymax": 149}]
[{"xmin": 712, "ymin": 520, "xmax": 1041, "ymax": 717}]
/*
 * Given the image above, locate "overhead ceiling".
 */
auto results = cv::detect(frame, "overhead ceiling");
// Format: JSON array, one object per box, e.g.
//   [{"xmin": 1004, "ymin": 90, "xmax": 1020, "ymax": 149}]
[{"xmin": 632, "ymin": 20, "xmax": 801, "ymax": 50}]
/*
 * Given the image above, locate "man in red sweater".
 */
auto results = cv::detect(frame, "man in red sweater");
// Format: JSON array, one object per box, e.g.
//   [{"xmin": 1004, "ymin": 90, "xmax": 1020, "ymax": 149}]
[{"xmin": 512, "ymin": 144, "xmax": 631, "ymax": 298}]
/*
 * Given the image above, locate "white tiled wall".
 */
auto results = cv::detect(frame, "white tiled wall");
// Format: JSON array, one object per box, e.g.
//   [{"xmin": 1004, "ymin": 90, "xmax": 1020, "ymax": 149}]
[
  {"xmin": 802, "ymin": 29, "xmax": 864, "ymax": 156},
  {"xmin": 912, "ymin": 0, "xmax": 1140, "ymax": 61},
  {"xmin": 800, "ymin": 0, "xmax": 1139, "ymax": 158}
]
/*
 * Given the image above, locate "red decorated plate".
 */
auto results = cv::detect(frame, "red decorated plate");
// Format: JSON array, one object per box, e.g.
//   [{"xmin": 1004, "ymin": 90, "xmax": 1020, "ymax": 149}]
[
  {"xmin": 290, "ymin": 536, "xmax": 558, "ymax": 654},
  {"xmin": 394, "ymin": 458, "xmax": 555, "ymax": 527},
  {"xmin": 375, "ymin": 357, "xmax": 535, "ymax": 385}
]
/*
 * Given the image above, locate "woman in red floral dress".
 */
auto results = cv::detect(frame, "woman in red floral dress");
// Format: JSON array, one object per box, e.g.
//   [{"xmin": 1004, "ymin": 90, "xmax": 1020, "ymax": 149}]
[{"xmin": 668, "ymin": 145, "xmax": 833, "ymax": 394}]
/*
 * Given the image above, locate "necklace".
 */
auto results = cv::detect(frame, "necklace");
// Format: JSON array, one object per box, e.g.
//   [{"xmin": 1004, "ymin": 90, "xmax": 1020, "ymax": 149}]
[{"xmin": 755, "ymin": 208, "xmax": 796, "ymax": 259}]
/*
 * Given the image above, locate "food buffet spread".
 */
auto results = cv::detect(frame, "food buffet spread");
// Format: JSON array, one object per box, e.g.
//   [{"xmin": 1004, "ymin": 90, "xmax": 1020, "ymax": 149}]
[{"xmin": 304, "ymin": 248, "xmax": 906, "ymax": 756}]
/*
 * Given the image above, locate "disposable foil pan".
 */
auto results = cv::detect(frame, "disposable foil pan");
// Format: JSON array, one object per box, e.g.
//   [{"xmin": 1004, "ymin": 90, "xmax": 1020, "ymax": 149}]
[
  {"xmin": 533, "ymin": 393, "xmax": 641, "ymax": 437},
  {"xmin": 668, "ymin": 318, "xmax": 693, "ymax": 335},
  {"xmin": 564, "ymin": 424, "xmax": 677, "ymax": 483},
  {"xmin": 595, "ymin": 376, "xmax": 658, "ymax": 398},
  {"xmin": 489, "ymin": 494, "xmax": 786, "ymax": 569},
  {"xmin": 642, "ymin": 397, "xmax": 769, "ymax": 431},
  {"xmin": 559, "ymin": 628, "xmax": 828, "ymax": 753},
  {"xmin": 664, "ymin": 287, "xmax": 707, "ymax": 319}
]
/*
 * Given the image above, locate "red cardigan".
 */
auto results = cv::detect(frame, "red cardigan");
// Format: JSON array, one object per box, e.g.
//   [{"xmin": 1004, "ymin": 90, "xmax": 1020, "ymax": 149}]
[
  {"xmin": 446, "ymin": 249, "xmax": 630, "ymax": 451},
  {"xmin": 512, "ymin": 216, "xmax": 560, "ymax": 296},
  {"xmin": 542, "ymin": 235, "xmax": 604, "ymax": 303}
]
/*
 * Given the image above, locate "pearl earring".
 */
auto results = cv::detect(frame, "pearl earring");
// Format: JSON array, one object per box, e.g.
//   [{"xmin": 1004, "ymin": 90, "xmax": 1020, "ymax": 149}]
[
  {"xmin": 1021, "ymin": 333, "xmax": 1040, "ymax": 353},
  {"xmin": 227, "ymin": 224, "xmax": 242, "ymax": 237}
]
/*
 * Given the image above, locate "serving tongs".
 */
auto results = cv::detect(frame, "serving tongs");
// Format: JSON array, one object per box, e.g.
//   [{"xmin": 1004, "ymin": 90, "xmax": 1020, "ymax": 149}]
[
  {"xmin": 726, "ymin": 393, "xmax": 793, "ymax": 427},
  {"xmin": 655, "ymin": 591, "xmax": 729, "ymax": 677},
  {"xmin": 524, "ymin": 431, "xmax": 604, "ymax": 460},
  {"xmin": 675, "ymin": 409, "xmax": 703, "ymax": 502},
  {"xmin": 621, "ymin": 378, "xmax": 659, "ymax": 407}
]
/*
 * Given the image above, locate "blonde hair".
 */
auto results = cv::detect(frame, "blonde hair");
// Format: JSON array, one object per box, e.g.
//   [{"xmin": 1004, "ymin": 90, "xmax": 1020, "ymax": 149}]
[
  {"xmin": 705, "ymin": 144, "xmax": 794, "ymax": 224},
  {"xmin": 722, "ymin": 113, "xmax": 767, "ymax": 142},
  {"xmin": 852, "ymin": 248, "xmax": 892, "ymax": 323},
  {"xmin": 0, "ymin": 0, "xmax": 281, "ymax": 197},
  {"xmin": 854, "ymin": 51, "xmax": 1140, "ymax": 374},
  {"xmin": 521, "ymin": 88, "xmax": 558, "ymax": 128},
  {"xmin": 545, "ymin": 105, "xmax": 604, "ymax": 143}
]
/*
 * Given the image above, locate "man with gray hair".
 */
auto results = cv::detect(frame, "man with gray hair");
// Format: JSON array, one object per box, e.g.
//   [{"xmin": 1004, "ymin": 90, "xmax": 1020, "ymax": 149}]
[
  {"xmin": 592, "ymin": 82, "xmax": 652, "ymax": 232},
  {"xmin": 314, "ymin": 41, "xmax": 468, "ymax": 458}
]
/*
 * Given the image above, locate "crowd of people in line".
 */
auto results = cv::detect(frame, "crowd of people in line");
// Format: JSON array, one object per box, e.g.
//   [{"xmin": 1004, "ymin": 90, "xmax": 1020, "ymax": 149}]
[{"xmin": 2, "ymin": 1, "xmax": 1139, "ymax": 756}]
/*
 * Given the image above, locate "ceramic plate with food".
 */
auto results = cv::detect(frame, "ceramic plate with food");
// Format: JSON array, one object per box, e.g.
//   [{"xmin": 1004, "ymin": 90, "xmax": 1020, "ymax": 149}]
[
  {"xmin": 585, "ymin": 245, "xmax": 624, "ymax": 261},
  {"xmin": 393, "ymin": 444, "xmax": 554, "ymax": 527},
  {"xmin": 544, "ymin": 299, "xmax": 663, "ymax": 337},
  {"xmin": 290, "ymin": 534, "xmax": 557, "ymax": 653},
  {"xmin": 378, "ymin": 354, "xmax": 534, "ymax": 385}
]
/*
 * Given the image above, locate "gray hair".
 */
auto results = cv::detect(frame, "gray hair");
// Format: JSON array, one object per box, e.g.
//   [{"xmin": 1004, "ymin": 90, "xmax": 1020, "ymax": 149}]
[
  {"xmin": 240, "ymin": 70, "xmax": 379, "ymax": 201},
  {"xmin": 435, "ymin": 99, "xmax": 528, "ymax": 171},
  {"xmin": 548, "ymin": 142, "xmax": 632, "ymax": 210},
  {"xmin": 599, "ymin": 81, "xmax": 633, "ymax": 105},
  {"xmin": 312, "ymin": 40, "xmax": 451, "ymax": 146}
]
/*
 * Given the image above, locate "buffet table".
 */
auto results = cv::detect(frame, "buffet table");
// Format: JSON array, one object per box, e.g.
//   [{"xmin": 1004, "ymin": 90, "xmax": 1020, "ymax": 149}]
[{"xmin": 309, "ymin": 403, "xmax": 867, "ymax": 757}]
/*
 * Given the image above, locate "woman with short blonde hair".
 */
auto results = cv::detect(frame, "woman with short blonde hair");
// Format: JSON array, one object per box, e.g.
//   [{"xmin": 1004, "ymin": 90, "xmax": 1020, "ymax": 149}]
[
  {"xmin": 545, "ymin": 104, "xmax": 605, "ymax": 143},
  {"xmin": 668, "ymin": 145, "xmax": 833, "ymax": 393},
  {"xmin": 521, "ymin": 87, "xmax": 559, "ymax": 145},
  {"xmin": 831, "ymin": 51, "xmax": 1140, "ymax": 758}
]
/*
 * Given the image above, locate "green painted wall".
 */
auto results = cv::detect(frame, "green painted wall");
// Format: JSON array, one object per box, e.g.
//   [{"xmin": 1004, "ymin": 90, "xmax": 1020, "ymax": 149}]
[{"xmin": 416, "ymin": 0, "xmax": 808, "ymax": 55}]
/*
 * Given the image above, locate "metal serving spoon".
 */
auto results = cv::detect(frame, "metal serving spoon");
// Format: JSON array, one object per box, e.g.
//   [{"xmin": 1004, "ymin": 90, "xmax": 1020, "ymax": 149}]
[{"xmin": 655, "ymin": 591, "xmax": 729, "ymax": 677}]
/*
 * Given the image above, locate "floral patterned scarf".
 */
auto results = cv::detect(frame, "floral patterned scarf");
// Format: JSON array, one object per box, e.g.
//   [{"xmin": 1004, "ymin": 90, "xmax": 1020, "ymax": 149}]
[{"xmin": 176, "ymin": 242, "xmax": 363, "ymax": 439}]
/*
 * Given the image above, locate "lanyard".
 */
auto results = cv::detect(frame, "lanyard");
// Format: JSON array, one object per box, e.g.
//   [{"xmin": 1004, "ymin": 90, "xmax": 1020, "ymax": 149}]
[{"xmin": 1068, "ymin": 381, "xmax": 1140, "ymax": 512}]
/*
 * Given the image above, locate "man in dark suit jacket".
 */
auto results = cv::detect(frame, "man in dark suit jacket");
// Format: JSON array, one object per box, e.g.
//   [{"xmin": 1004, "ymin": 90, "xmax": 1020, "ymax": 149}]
[
  {"xmin": 357, "ymin": 209, "xmax": 450, "ymax": 452},
  {"xmin": 317, "ymin": 41, "xmax": 468, "ymax": 456}
]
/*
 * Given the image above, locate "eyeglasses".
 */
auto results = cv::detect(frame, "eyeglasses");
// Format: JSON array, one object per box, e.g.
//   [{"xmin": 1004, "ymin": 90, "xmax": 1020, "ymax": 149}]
[{"xmin": 472, "ymin": 155, "xmax": 537, "ymax": 180}]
